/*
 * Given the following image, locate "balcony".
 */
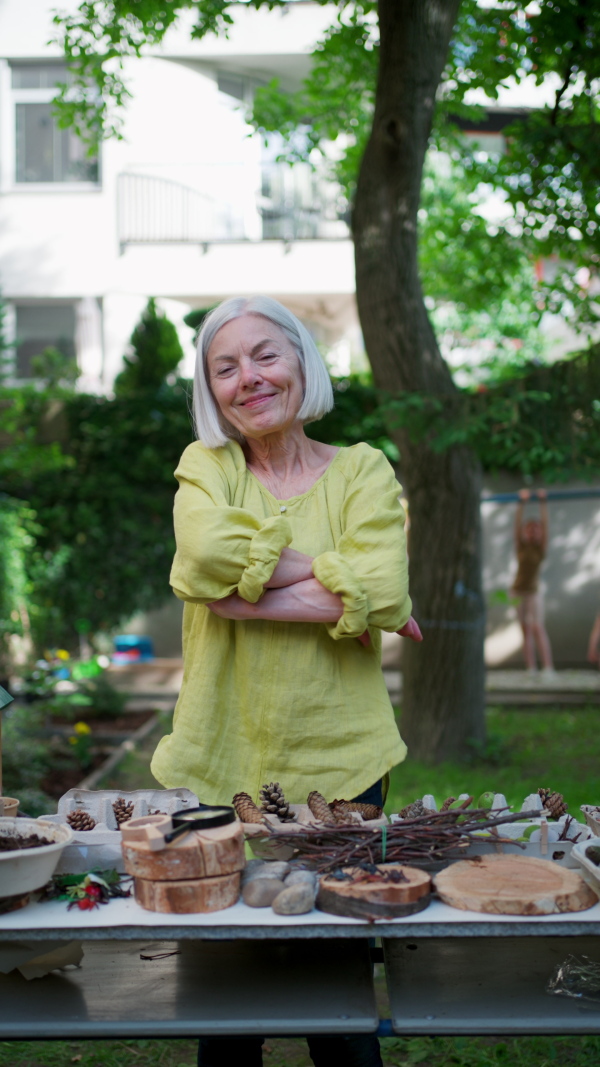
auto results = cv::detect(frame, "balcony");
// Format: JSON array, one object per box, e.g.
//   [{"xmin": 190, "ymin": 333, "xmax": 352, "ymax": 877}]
[{"xmin": 117, "ymin": 165, "xmax": 350, "ymax": 252}]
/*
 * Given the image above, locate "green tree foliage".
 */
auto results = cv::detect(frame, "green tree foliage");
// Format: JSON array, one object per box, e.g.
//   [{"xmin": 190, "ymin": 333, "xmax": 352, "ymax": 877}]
[
  {"xmin": 29, "ymin": 346, "xmax": 81, "ymax": 389},
  {"xmin": 385, "ymin": 344, "xmax": 600, "ymax": 479},
  {"xmin": 0, "ymin": 497, "xmax": 37, "ymax": 676},
  {"xmin": 52, "ymin": 2, "xmax": 600, "ymax": 358},
  {"xmin": 114, "ymin": 298, "xmax": 184, "ymax": 396},
  {"xmin": 2, "ymin": 384, "xmax": 193, "ymax": 650},
  {"xmin": 0, "ymin": 300, "xmax": 189, "ymax": 651}
]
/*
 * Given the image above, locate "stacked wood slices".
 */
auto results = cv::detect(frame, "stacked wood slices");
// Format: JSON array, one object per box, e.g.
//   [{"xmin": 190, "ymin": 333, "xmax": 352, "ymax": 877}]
[{"xmin": 120, "ymin": 814, "xmax": 245, "ymax": 914}]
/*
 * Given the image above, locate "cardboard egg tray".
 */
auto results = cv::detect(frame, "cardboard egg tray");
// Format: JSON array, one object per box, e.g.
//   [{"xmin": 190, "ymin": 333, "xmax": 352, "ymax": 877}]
[
  {"xmin": 581, "ymin": 805, "xmax": 600, "ymax": 836},
  {"xmin": 42, "ymin": 787, "xmax": 199, "ymax": 873}
]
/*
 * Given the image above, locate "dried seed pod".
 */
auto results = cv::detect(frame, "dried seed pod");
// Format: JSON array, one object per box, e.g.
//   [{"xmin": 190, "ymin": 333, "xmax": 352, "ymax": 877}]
[
  {"xmin": 538, "ymin": 788, "xmax": 568, "ymax": 819},
  {"xmin": 67, "ymin": 808, "xmax": 96, "ymax": 831},
  {"xmin": 307, "ymin": 790, "xmax": 337, "ymax": 825},
  {"xmin": 329, "ymin": 800, "xmax": 383, "ymax": 821},
  {"xmin": 233, "ymin": 792, "xmax": 264, "ymax": 824},
  {"xmin": 259, "ymin": 781, "xmax": 295, "ymax": 821},
  {"xmin": 112, "ymin": 797, "xmax": 134, "ymax": 826}
]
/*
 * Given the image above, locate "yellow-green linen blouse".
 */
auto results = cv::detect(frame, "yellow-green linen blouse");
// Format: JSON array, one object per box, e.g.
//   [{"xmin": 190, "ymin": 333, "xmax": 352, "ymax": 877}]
[{"xmin": 151, "ymin": 439, "xmax": 412, "ymax": 805}]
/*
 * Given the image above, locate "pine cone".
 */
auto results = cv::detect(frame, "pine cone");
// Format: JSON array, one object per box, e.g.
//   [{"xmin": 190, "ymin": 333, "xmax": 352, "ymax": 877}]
[
  {"xmin": 112, "ymin": 797, "xmax": 134, "ymax": 826},
  {"xmin": 307, "ymin": 790, "xmax": 337, "ymax": 825},
  {"xmin": 538, "ymin": 788, "xmax": 568, "ymax": 819},
  {"xmin": 233, "ymin": 792, "xmax": 264, "ymax": 824},
  {"xmin": 259, "ymin": 781, "xmax": 296, "ymax": 822},
  {"xmin": 330, "ymin": 800, "xmax": 383, "ymax": 821},
  {"xmin": 440, "ymin": 796, "xmax": 457, "ymax": 812},
  {"xmin": 398, "ymin": 799, "xmax": 426, "ymax": 819},
  {"xmin": 67, "ymin": 808, "xmax": 96, "ymax": 831}
]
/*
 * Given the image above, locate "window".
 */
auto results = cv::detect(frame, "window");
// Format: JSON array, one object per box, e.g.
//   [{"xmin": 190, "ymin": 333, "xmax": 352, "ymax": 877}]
[
  {"xmin": 15, "ymin": 303, "xmax": 76, "ymax": 377},
  {"xmin": 10, "ymin": 62, "xmax": 98, "ymax": 184}
]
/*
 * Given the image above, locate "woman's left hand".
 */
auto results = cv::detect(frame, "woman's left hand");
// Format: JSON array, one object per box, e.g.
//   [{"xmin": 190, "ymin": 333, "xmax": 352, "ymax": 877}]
[
  {"xmin": 397, "ymin": 616, "xmax": 423, "ymax": 642},
  {"xmin": 207, "ymin": 593, "xmax": 256, "ymax": 620}
]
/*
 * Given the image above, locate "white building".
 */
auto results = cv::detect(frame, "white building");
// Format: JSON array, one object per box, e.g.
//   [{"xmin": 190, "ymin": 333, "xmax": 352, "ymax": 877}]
[
  {"xmin": 0, "ymin": 0, "xmax": 360, "ymax": 389},
  {"xmin": 2, "ymin": 0, "xmax": 598, "ymax": 667}
]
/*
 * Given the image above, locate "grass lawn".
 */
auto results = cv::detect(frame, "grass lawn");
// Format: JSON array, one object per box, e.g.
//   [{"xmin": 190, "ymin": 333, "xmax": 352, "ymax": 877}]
[
  {"xmin": 388, "ymin": 705, "xmax": 600, "ymax": 814},
  {"xmin": 20, "ymin": 704, "xmax": 597, "ymax": 1067},
  {"xmin": 2, "ymin": 1034, "xmax": 600, "ymax": 1066}
]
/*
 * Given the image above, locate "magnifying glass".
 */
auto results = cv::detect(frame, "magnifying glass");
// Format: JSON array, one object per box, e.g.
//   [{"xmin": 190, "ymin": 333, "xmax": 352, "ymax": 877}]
[{"xmin": 164, "ymin": 805, "xmax": 236, "ymax": 844}]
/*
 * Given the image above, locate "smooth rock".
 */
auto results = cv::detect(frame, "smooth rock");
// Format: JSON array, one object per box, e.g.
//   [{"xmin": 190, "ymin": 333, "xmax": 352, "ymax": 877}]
[
  {"xmin": 272, "ymin": 883, "xmax": 316, "ymax": 915},
  {"xmin": 284, "ymin": 869, "xmax": 317, "ymax": 888},
  {"xmin": 242, "ymin": 878, "xmax": 286, "ymax": 907},
  {"xmin": 241, "ymin": 859, "xmax": 266, "ymax": 882},
  {"xmin": 242, "ymin": 863, "xmax": 282, "ymax": 884},
  {"xmin": 264, "ymin": 861, "xmax": 291, "ymax": 880}
]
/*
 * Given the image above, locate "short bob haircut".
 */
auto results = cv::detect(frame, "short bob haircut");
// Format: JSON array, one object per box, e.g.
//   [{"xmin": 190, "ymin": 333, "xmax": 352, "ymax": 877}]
[{"xmin": 193, "ymin": 296, "xmax": 334, "ymax": 449}]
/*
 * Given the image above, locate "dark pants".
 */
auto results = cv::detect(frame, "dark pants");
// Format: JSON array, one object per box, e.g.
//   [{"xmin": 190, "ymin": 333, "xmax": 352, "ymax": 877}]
[
  {"xmin": 197, "ymin": 1033, "xmax": 383, "ymax": 1066},
  {"xmin": 197, "ymin": 781, "xmax": 384, "ymax": 1067}
]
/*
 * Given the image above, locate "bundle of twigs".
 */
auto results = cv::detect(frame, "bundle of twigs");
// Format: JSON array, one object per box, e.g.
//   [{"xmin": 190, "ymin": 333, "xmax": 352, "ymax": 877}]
[{"xmin": 262, "ymin": 808, "xmax": 531, "ymax": 873}]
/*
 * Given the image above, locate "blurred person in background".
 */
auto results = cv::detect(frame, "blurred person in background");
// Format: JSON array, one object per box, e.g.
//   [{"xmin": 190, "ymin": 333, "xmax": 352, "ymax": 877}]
[{"xmin": 511, "ymin": 488, "xmax": 555, "ymax": 678}]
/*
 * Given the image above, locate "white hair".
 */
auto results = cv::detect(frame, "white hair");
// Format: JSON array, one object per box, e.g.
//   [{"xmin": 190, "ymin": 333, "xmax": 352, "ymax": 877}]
[{"xmin": 193, "ymin": 296, "xmax": 334, "ymax": 449}]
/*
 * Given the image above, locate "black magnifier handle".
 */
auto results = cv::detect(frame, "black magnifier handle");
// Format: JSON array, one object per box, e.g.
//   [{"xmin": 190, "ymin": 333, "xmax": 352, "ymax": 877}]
[
  {"xmin": 164, "ymin": 822, "xmax": 196, "ymax": 844},
  {"xmin": 163, "ymin": 805, "xmax": 236, "ymax": 844}
]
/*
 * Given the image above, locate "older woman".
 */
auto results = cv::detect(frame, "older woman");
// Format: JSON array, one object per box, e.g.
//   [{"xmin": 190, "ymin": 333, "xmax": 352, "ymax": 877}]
[{"xmin": 151, "ymin": 296, "xmax": 420, "ymax": 1067}]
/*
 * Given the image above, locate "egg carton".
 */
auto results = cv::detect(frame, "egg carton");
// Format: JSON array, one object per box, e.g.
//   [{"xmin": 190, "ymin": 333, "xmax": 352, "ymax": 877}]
[
  {"xmin": 581, "ymin": 805, "xmax": 600, "ymax": 836},
  {"xmin": 42, "ymin": 787, "xmax": 199, "ymax": 873},
  {"xmin": 571, "ymin": 835, "xmax": 600, "ymax": 895}
]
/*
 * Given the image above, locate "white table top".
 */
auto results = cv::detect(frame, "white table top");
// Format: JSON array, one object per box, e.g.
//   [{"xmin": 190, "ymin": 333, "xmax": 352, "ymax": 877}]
[{"xmin": 2, "ymin": 893, "xmax": 600, "ymax": 941}]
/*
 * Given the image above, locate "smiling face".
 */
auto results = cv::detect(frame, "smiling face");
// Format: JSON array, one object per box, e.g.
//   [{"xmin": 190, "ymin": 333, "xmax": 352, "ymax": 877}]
[{"xmin": 206, "ymin": 314, "xmax": 305, "ymax": 440}]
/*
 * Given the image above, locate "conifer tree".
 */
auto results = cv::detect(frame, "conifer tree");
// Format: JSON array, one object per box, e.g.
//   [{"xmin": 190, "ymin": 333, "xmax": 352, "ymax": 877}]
[{"xmin": 114, "ymin": 298, "xmax": 183, "ymax": 395}]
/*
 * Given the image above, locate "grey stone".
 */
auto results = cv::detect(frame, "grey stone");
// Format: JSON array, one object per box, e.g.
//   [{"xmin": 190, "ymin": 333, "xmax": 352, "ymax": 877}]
[
  {"xmin": 264, "ymin": 861, "xmax": 291, "ymax": 880},
  {"xmin": 241, "ymin": 861, "xmax": 273, "ymax": 884},
  {"xmin": 242, "ymin": 878, "xmax": 286, "ymax": 908},
  {"xmin": 243, "ymin": 858, "xmax": 266, "ymax": 878},
  {"xmin": 272, "ymin": 883, "xmax": 316, "ymax": 915},
  {"xmin": 284, "ymin": 869, "xmax": 317, "ymax": 888},
  {"xmin": 242, "ymin": 864, "xmax": 288, "ymax": 884}
]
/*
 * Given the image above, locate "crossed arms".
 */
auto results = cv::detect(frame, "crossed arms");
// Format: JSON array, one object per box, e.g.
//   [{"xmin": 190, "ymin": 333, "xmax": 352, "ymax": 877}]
[{"xmin": 207, "ymin": 547, "xmax": 423, "ymax": 645}]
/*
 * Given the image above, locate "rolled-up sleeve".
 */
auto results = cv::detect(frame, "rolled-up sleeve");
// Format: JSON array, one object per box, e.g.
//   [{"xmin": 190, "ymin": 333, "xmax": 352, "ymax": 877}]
[
  {"xmin": 170, "ymin": 445, "xmax": 292, "ymax": 605},
  {"xmin": 312, "ymin": 446, "xmax": 412, "ymax": 639}
]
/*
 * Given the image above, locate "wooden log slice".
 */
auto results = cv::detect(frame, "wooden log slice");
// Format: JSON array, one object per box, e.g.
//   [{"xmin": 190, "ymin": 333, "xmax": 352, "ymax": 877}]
[
  {"xmin": 318, "ymin": 863, "xmax": 432, "ymax": 921},
  {"xmin": 122, "ymin": 821, "xmax": 245, "ymax": 881},
  {"xmin": 434, "ymin": 854, "xmax": 599, "ymax": 915},
  {"xmin": 134, "ymin": 871, "xmax": 241, "ymax": 914}
]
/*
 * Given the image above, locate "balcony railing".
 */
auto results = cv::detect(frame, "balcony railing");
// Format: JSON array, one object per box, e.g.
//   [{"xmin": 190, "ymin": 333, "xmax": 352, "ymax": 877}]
[{"xmin": 117, "ymin": 166, "xmax": 350, "ymax": 251}]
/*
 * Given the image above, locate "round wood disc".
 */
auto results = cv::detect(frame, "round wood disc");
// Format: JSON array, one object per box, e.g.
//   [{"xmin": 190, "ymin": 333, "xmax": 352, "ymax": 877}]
[
  {"xmin": 434, "ymin": 854, "xmax": 598, "ymax": 915},
  {"xmin": 318, "ymin": 863, "xmax": 432, "ymax": 920},
  {"xmin": 134, "ymin": 871, "xmax": 241, "ymax": 914}
]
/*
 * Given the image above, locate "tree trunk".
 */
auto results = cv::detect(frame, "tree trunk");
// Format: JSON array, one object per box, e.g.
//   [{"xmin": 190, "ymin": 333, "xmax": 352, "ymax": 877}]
[{"xmin": 353, "ymin": 0, "xmax": 485, "ymax": 762}]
